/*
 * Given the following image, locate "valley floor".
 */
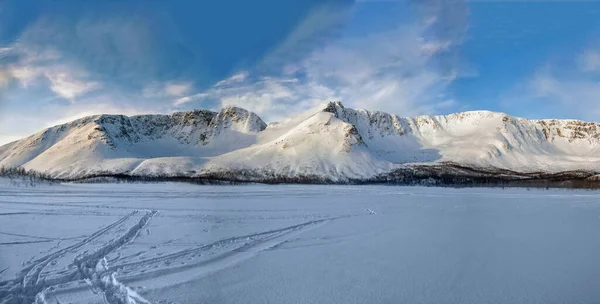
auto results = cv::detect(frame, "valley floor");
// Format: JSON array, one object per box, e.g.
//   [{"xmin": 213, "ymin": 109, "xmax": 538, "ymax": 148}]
[{"xmin": 1, "ymin": 182, "xmax": 600, "ymax": 303}]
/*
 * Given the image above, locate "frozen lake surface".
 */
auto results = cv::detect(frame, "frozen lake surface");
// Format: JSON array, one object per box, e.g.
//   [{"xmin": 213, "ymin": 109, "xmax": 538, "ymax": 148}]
[{"xmin": 1, "ymin": 181, "xmax": 600, "ymax": 304}]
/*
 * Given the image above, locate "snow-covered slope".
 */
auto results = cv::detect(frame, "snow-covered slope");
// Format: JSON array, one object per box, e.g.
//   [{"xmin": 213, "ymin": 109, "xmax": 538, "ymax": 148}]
[
  {"xmin": 322, "ymin": 102, "xmax": 600, "ymax": 172},
  {"xmin": 1, "ymin": 101, "xmax": 600, "ymax": 180},
  {"xmin": 0, "ymin": 107, "xmax": 266, "ymax": 178},
  {"xmin": 203, "ymin": 104, "xmax": 395, "ymax": 181}
]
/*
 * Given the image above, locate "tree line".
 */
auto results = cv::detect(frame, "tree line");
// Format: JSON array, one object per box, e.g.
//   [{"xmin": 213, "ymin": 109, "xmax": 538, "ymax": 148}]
[{"xmin": 2, "ymin": 165, "xmax": 600, "ymax": 189}]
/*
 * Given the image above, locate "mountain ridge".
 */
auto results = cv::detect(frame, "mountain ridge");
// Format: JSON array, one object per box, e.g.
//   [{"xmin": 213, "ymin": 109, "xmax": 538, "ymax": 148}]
[{"xmin": 1, "ymin": 101, "xmax": 600, "ymax": 183}]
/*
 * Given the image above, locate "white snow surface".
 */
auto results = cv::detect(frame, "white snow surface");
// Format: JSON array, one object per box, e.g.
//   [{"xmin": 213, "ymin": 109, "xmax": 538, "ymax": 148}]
[
  {"xmin": 2, "ymin": 101, "xmax": 600, "ymax": 180},
  {"xmin": 0, "ymin": 107, "xmax": 266, "ymax": 179},
  {"xmin": 1, "ymin": 182, "xmax": 600, "ymax": 304}
]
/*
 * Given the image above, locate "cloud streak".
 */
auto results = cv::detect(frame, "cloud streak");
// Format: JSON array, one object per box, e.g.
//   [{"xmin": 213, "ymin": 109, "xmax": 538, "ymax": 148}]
[
  {"xmin": 579, "ymin": 49, "xmax": 600, "ymax": 73},
  {"xmin": 0, "ymin": 47, "xmax": 17, "ymax": 102},
  {"xmin": 2, "ymin": 44, "xmax": 101, "ymax": 101},
  {"xmin": 503, "ymin": 45, "xmax": 600, "ymax": 121},
  {"xmin": 173, "ymin": 1, "xmax": 466, "ymax": 121},
  {"xmin": 164, "ymin": 82, "xmax": 192, "ymax": 97},
  {"xmin": 527, "ymin": 71, "xmax": 600, "ymax": 120},
  {"xmin": 46, "ymin": 71, "xmax": 100, "ymax": 100},
  {"xmin": 409, "ymin": 0, "xmax": 469, "ymax": 75},
  {"xmin": 258, "ymin": 2, "xmax": 353, "ymax": 73}
]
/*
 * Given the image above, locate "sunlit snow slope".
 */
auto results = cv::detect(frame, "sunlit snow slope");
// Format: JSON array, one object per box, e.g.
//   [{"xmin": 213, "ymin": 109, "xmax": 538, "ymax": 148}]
[
  {"xmin": 1, "ymin": 101, "xmax": 600, "ymax": 180},
  {"xmin": 0, "ymin": 107, "xmax": 266, "ymax": 178}
]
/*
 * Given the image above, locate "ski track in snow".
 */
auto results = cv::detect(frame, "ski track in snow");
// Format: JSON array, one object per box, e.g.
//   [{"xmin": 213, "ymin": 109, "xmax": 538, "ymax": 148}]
[
  {"xmin": 52, "ymin": 215, "xmax": 353, "ymax": 302},
  {"xmin": 0, "ymin": 216, "xmax": 342, "ymax": 303},
  {"xmin": 0, "ymin": 210, "xmax": 158, "ymax": 304},
  {"xmin": 0, "ymin": 193, "xmax": 362, "ymax": 304}
]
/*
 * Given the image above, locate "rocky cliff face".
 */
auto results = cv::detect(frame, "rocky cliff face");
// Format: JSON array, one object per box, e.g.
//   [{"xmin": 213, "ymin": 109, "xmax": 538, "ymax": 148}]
[{"xmin": 81, "ymin": 107, "xmax": 266, "ymax": 149}]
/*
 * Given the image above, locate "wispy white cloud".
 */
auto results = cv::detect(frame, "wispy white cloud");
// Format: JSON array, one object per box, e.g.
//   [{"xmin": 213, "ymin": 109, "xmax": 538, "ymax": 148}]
[
  {"xmin": 1, "ymin": 47, "xmax": 17, "ymax": 100},
  {"xmin": 503, "ymin": 49, "xmax": 600, "ymax": 121},
  {"xmin": 0, "ymin": 47, "xmax": 12, "ymax": 56},
  {"xmin": 164, "ymin": 82, "xmax": 192, "ymax": 97},
  {"xmin": 143, "ymin": 81, "xmax": 194, "ymax": 99},
  {"xmin": 172, "ymin": 76, "xmax": 316, "ymax": 120},
  {"xmin": 16, "ymin": 16, "xmax": 159, "ymax": 79},
  {"xmin": 214, "ymin": 72, "xmax": 248, "ymax": 87},
  {"xmin": 2, "ymin": 43, "xmax": 101, "ymax": 101},
  {"xmin": 2, "ymin": 13, "xmax": 186, "ymax": 104},
  {"xmin": 174, "ymin": 13, "xmax": 463, "ymax": 121},
  {"xmin": 0, "ymin": 29, "xmax": 166, "ymax": 143},
  {"xmin": 46, "ymin": 71, "xmax": 100, "ymax": 100},
  {"xmin": 0, "ymin": 69, "xmax": 11, "ymax": 88},
  {"xmin": 525, "ymin": 47, "xmax": 600, "ymax": 120},
  {"xmin": 258, "ymin": 3, "xmax": 352, "ymax": 70},
  {"xmin": 173, "ymin": 94, "xmax": 206, "ymax": 107},
  {"xmin": 528, "ymin": 70, "xmax": 600, "ymax": 120},
  {"xmin": 578, "ymin": 49, "xmax": 600, "ymax": 73}
]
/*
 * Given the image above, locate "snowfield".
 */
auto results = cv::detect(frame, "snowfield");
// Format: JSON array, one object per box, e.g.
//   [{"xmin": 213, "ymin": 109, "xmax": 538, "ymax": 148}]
[{"xmin": 1, "ymin": 181, "xmax": 600, "ymax": 303}]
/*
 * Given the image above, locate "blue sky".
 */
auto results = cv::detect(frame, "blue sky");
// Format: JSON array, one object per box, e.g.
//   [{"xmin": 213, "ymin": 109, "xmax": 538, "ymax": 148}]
[{"xmin": 0, "ymin": 0, "xmax": 600, "ymax": 144}]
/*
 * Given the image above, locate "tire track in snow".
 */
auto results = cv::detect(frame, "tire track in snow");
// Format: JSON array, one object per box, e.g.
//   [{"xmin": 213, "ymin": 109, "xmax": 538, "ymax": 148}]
[{"xmin": 0, "ymin": 210, "xmax": 157, "ymax": 304}]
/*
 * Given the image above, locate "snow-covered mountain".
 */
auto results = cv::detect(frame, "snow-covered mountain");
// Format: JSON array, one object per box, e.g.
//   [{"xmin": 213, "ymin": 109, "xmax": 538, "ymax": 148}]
[
  {"xmin": 1, "ymin": 101, "xmax": 600, "ymax": 181},
  {"xmin": 0, "ymin": 107, "xmax": 266, "ymax": 178},
  {"xmin": 322, "ymin": 102, "xmax": 600, "ymax": 172}
]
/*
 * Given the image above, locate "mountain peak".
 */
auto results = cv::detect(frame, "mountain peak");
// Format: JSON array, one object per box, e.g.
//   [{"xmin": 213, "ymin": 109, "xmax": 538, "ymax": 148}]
[
  {"xmin": 320, "ymin": 101, "xmax": 345, "ymax": 113},
  {"xmin": 212, "ymin": 106, "xmax": 267, "ymax": 134}
]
